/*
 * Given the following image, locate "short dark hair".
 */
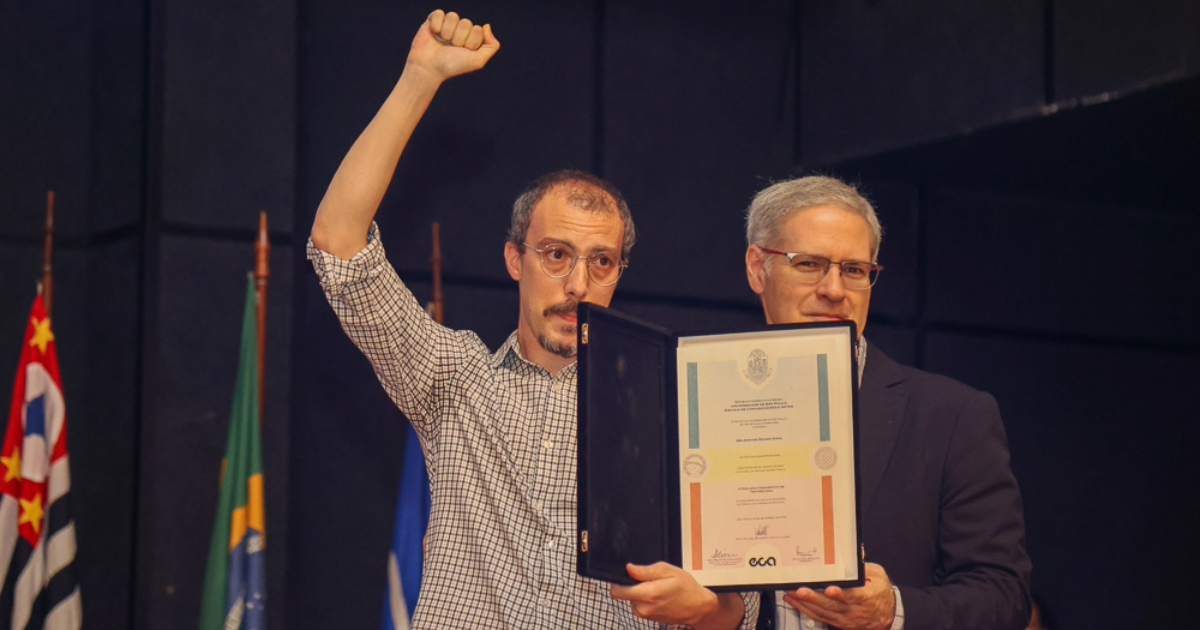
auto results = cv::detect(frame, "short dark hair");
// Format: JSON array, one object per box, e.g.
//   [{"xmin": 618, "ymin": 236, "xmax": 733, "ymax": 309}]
[{"xmin": 508, "ymin": 170, "xmax": 636, "ymax": 259}]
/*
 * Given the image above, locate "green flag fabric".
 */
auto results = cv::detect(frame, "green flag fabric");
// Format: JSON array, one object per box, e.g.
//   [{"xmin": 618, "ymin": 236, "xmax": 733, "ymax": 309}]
[{"xmin": 200, "ymin": 275, "xmax": 266, "ymax": 630}]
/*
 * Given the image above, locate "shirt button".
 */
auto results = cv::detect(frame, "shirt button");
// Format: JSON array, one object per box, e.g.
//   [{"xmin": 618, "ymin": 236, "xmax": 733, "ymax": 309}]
[
  {"xmin": 546, "ymin": 539, "xmax": 555, "ymax": 549},
  {"xmin": 805, "ymin": 619, "xmax": 815, "ymax": 629},
  {"xmin": 542, "ymin": 440, "xmax": 554, "ymax": 449}
]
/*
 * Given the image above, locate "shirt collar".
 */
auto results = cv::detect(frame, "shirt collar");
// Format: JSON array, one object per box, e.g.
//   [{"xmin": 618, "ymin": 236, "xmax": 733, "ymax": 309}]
[
  {"xmin": 491, "ymin": 331, "xmax": 521, "ymax": 369},
  {"xmin": 491, "ymin": 331, "xmax": 578, "ymax": 378},
  {"xmin": 857, "ymin": 336, "xmax": 868, "ymax": 387}
]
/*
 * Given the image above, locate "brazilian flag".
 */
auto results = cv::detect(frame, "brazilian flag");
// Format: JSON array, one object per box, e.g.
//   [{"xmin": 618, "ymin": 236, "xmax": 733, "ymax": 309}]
[{"xmin": 200, "ymin": 276, "xmax": 266, "ymax": 630}]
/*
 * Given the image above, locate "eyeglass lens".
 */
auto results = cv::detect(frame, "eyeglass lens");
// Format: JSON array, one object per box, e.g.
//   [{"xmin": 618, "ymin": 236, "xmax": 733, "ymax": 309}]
[
  {"xmin": 787, "ymin": 254, "xmax": 878, "ymax": 288},
  {"xmin": 535, "ymin": 244, "xmax": 623, "ymax": 285}
]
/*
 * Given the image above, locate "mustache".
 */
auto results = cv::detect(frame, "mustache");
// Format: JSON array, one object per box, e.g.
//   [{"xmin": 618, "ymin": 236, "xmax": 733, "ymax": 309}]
[{"xmin": 543, "ymin": 299, "xmax": 579, "ymax": 318}]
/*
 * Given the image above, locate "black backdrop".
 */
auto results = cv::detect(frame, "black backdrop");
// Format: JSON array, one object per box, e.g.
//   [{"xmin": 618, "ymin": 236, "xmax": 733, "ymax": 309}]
[{"xmin": 1, "ymin": 1, "xmax": 1198, "ymax": 629}]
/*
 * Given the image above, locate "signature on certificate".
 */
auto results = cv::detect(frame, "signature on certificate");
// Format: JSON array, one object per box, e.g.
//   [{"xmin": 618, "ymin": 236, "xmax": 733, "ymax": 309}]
[{"xmin": 795, "ymin": 546, "xmax": 820, "ymax": 561}]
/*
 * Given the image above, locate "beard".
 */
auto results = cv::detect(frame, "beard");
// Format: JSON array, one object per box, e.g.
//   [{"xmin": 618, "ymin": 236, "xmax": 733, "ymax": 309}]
[
  {"xmin": 538, "ymin": 333, "xmax": 577, "ymax": 359},
  {"xmin": 539, "ymin": 299, "xmax": 579, "ymax": 359}
]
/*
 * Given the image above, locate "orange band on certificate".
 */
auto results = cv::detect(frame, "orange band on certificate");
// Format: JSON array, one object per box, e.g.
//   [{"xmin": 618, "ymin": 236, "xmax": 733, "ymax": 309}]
[
  {"xmin": 690, "ymin": 483, "xmax": 703, "ymax": 570},
  {"xmin": 822, "ymin": 475, "xmax": 835, "ymax": 564}
]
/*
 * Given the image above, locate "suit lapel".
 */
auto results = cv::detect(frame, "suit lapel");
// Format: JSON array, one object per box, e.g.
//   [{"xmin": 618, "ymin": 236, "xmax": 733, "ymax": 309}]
[{"xmin": 857, "ymin": 344, "xmax": 909, "ymax": 517}]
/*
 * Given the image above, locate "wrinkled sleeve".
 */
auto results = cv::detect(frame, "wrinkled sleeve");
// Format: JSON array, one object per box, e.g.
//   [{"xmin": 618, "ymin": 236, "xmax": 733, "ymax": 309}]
[
  {"xmin": 900, "ymin": 392, "xmax": 1032, "ymax": 630},
  {"xmin": 307, "ymin": 222, "xmax": 481, "ymax": 428}
]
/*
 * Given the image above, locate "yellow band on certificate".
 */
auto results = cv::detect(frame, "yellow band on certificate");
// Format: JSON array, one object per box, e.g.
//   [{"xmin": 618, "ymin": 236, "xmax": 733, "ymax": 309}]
[{"xmin": 698, "ymin": 444, "xmax": 818, "ymax": 482}]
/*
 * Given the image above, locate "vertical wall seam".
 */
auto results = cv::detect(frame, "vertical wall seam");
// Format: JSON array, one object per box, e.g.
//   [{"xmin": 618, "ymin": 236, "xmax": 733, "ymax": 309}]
[
  {"xmin": 1044, "ymin": 0, "xmax": 1056, "ymax": 105},
  {"xmin": 129, "ymin": 0, "xmax": 162, "ymax": 624},
  {"xmin": 913, "ymin": 184, "xmax": 928, "ymax": 369},
  {"xmin": 284, "ymin": 0, "xmax": 312, "ymax": 626},
  {"xmin": 592, "ymin": 0, "xmax": 607, "ymax": 177},
  {"xmin": 792, "ymin": 0, "xmax": 804, "ymax": 166}
]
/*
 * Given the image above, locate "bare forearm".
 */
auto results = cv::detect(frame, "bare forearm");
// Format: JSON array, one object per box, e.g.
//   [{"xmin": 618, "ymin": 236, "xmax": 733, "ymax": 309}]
[
  {"xmin": 311, "ymin": 11, "xmax": 499, "ymax": 258},
  {"xmin": 311, "ymin": 65, "xmax": 441, "ymax": 259}
]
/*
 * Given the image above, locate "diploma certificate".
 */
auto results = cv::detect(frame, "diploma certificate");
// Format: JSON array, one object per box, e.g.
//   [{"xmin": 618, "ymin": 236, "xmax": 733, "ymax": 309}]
[
  {"xmin": 676, "ymin": 326, "xmax": 860, "ymax": 588},
  {"xmin": 575, "ymin": 304, "xmax": 862, "ymax": 591}
]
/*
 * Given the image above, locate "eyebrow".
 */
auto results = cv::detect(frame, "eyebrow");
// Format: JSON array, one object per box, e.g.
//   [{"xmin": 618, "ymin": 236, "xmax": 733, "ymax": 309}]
[
  {"xmin": 536, "ymin": 238, "xmax": 618, "ymax": 256},
  {"xmin": 777, "ymin": 250, "xmax": 873, "ymax": 265}
]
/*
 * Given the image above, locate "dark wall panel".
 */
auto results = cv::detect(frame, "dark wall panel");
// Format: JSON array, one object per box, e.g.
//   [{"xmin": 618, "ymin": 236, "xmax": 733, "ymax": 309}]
[
  {"xmin": 289, "ymin": 277, "xmax": 409, "ymax": 630},
  {"xmin": 302, "ymin": 1, "xmax": 596, "ymax": 281},
  {"xmin": 0, "ymin": 248, "xmax": 44, "ymax": 371},
  {"xmin": 89, "ymin": 0, "xmax": 147, "ymax": 235},
  {"xmin": 1055, "ymin": 0, "xmax": 1200, "ymax": 101},
  {"xmin": 75, "ymin": 238, "xmax": 141, "ymax": 630},
  {"xmin": 137, "ymin": 235, "xmax": 292, "ymax": 629},
  {"xmin": 824, "ymin": 77, "xmax": 1200, "ymax": 215},
  {"xmin": 858, "ymin": 181, "xmax": 918, "ymax": 322},
  {"xmin": 925, "ymin": 332, "xmax": 1200, "ymax": 630},
  {"xmin": 160, "ymin": 0, "xmax": 296, "ymax": 233},
  {"xmin": 0, "ymin": 0, "xmax": 92, "ymax": 240},
  {"xmin": 604, "ymin": 0, "xmax": 795, "ymax": 302},
  {"xmin": 800, "ymin": 0, "xmax": 1044, "ymax": 165},
  {"xmin": 925, "ymin": 188, "xmax": 1200, "ymax": 346}
]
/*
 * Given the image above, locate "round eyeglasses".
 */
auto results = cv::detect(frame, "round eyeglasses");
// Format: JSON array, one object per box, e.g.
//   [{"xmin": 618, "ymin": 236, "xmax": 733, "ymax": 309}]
[
  {"xmin": 759, "ymin": 248, "xmax": 882, "ymax": 290},
  {"xmin": 522, "ymin": 242, "xmax": 627, "ymax": 286}
]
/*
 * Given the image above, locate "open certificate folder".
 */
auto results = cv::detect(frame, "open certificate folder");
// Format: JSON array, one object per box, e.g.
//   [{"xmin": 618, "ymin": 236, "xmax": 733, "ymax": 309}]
[{"xmin": 577, "ymin": 304, "xmax": 864, "ymax": 592}]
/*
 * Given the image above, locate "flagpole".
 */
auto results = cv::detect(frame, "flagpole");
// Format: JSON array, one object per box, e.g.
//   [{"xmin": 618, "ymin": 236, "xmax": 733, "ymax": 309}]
[
  {"xmin": 254, "ymin": 211, "xmax": 270, "ymax": 421},
  {"xmin": 42, "ymin": 191, "xmax": 55, "ymax": 317},
  {"xmin": 431, "ymin": 221, "xmax": 443, "ymax": 326}
]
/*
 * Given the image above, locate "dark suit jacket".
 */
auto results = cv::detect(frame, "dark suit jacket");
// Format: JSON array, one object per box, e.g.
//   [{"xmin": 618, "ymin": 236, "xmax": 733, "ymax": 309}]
[{"xmin": 760, "ymin": 343, "xmax": 1032, "ymax": 630}]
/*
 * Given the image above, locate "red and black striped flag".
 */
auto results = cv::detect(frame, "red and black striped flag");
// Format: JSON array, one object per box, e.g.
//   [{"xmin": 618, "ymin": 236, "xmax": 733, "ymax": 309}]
[{"xmin": 0, "ymin": 295, "xmax": 81, "ymax": 629}]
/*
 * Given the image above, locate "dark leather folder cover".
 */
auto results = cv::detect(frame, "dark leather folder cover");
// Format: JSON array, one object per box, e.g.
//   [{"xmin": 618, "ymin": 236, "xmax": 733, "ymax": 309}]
[{"xmin": 576, "ymin": 304, "xmax": 681, "ymax": 585}]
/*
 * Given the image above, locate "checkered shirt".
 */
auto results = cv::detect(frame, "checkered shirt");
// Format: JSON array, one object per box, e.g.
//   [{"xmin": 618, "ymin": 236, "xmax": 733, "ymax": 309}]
[{"xmin": 308, "ymin": 224, "xmax": 759, "ymax": 630}]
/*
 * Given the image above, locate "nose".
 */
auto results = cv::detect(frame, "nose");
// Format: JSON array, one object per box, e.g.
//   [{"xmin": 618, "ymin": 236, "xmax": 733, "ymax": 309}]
[
  {"xmin": 814, "ymin": 265, "xmax": 847, "ymax": 301},
  {"xmin": 563, "ymin": 257, "xmax": 590, "ymax": 298}
]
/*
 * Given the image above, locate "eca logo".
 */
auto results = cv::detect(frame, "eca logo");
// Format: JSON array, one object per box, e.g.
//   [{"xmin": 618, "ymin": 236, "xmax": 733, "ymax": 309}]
[{"xmin": 748, "ymin": 557, "xmax": 777, "ymax": 568}]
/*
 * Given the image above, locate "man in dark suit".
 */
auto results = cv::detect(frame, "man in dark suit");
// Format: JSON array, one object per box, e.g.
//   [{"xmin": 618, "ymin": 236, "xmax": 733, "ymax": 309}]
[{"xmin": 743, "ymin": 176, "xmax": 1032, "ymax": 630}]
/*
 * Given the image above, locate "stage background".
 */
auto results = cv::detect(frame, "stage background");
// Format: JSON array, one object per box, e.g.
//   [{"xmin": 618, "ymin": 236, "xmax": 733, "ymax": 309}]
[{"xmin": 1, "ymin": 1, "xmax": 1198, "ymax": 629}]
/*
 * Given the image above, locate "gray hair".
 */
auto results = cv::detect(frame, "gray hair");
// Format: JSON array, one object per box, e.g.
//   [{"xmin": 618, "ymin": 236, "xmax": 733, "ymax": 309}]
[
  {"xmin": 745, "ymin": 176, "xmax": 882, "ymax": 266},
  {"xmin": 508, "ymin": 170, "xmax": 636, "ymax": 259}
]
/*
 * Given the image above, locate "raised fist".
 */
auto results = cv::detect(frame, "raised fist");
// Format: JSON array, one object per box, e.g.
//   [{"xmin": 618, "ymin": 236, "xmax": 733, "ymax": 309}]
[{"xmin": 406, "ymin": 9, "xmax": 500, "ymax": 82}]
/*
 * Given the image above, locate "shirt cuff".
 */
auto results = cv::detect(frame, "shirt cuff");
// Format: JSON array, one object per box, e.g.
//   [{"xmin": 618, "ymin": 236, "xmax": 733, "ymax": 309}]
[
  {"xmin": 307, "ymin": 222, "xmax": 388, "ymax": 295},
  {"xmin": 889, "ymin": 586, "xmax": 905, "ymax": 630}
]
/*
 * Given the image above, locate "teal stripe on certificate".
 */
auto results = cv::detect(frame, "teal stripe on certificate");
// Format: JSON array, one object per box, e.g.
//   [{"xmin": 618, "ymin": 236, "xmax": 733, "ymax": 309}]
[
  {"xmin": 817, "ymin": 354, "xmax": 830, "ymax": 441},
  {"xmin": 688, "ymin": 362, "xmax": 700, "ymax": 449}
]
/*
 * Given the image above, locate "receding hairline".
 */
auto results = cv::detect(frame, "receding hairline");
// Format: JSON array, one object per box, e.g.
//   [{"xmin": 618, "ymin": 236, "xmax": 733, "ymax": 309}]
[
  {"xmin": 539, "ymin": 180, "xmax": 621, "ymax": 215},
  {"xmin": 509, "ymin": 168, "xmax": 637, "ymax": 260},
  {"xmin": 523, "ymin": 182, "xmax": 627, "ymax": 249}
]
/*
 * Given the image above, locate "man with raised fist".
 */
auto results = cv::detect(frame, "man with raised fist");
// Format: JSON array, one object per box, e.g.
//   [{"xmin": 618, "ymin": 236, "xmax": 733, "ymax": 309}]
[{"xmin": 309, "ymin": 10, "xmax": 758, "ymax": 630}]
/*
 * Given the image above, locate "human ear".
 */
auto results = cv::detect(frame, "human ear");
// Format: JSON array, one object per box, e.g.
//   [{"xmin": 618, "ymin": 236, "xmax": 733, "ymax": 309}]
[
  {"xmin": 746, "ymin": 246, "xmax": 767, "ymax": 295},
  {"xmin": 504, "ymin": 241, "xmax": 523, "ymax": 281}
]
